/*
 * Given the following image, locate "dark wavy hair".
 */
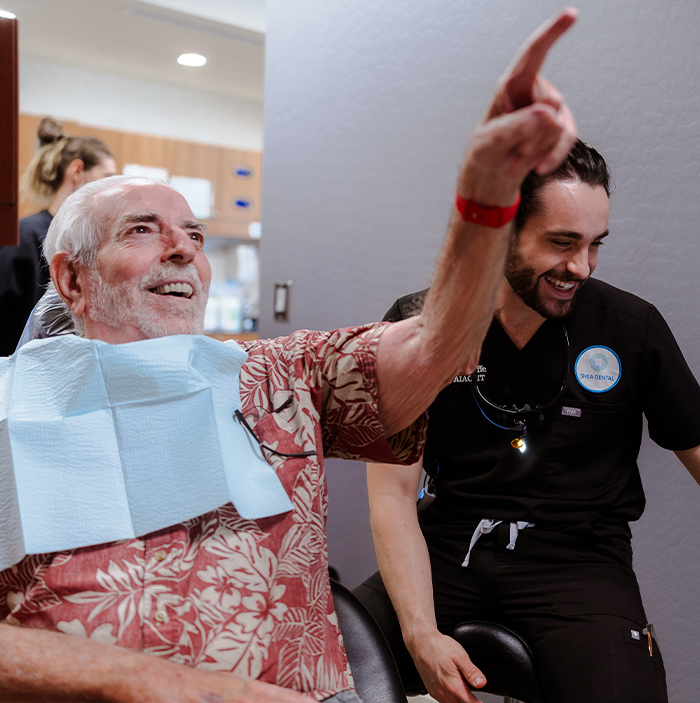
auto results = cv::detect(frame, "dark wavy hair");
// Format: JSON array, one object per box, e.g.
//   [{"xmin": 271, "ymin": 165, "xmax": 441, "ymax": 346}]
[{"xmin": 514, "ymin": 139, "xmax": 612, "ymax": 234}]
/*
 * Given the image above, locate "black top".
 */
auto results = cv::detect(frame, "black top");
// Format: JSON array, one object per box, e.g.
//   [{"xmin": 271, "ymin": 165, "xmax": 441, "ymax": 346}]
[
  {"xmin": 0, "ymin": 209, "xmax": 53, "ymax": 356},
  {"xmin": 385, "ymin": 279, "xmax": 700, "ymax": 542}
]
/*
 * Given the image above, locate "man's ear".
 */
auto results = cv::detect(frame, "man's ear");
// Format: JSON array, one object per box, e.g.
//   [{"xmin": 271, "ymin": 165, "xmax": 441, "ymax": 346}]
[{"xmin": 50, "ymin": 252, "xmax": 87, "ymax": 318}]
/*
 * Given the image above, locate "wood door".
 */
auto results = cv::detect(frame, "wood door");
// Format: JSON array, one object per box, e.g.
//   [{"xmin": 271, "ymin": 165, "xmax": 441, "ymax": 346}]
[{"xmin": 0, "ymin": 17, "xmax": 18, "ymax": 245}]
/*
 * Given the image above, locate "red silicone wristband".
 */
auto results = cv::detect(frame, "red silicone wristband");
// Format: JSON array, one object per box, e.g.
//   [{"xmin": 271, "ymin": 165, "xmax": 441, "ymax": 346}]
[{"xmin": 455, "ymin": 192, "xmax": 521, "ymax": 228}]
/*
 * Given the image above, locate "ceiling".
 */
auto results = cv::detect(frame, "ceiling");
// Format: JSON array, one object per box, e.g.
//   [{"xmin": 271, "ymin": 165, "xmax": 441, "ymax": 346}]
[{"xmin": 3, "ymin": 0, "xmax": 266, "ymax": 102}]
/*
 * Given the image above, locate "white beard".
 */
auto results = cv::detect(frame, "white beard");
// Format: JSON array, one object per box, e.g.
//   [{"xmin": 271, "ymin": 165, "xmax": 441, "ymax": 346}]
[{"xmin": 87, "ymin": 263, "xmax": 207, "ymax": 338}]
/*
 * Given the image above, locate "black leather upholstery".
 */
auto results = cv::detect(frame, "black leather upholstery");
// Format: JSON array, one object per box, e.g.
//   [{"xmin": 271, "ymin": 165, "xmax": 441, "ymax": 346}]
[
  {"xmin": 450, "ymin": 621, "xmax": 544, "ymax": 703},
  {"xmin": 331, "ymin": 579, "xmax": 408, "ymax": 703}
]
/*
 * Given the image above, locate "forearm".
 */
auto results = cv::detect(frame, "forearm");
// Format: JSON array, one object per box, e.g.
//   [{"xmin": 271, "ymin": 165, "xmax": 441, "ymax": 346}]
[
  {"xmin": 0, "ymin": 623, "xmax": 142, "ymax": 702},
  {"xmin": 377, "ymin": 209, "xmax": 511, "ymax": 436},
  {"xmin": 376, "ymin": 108, "xmax": 566, "ymax": 437},
  {"xmin": 0, "ymin": 623, "xmax": 314, "ymax": 703},
  {"xmin": 367, "ymin": 463, "xmax": 440, "ymax": 649},
  {"xmin": 420, "ymin": 208, "xmax": 512, "ymax": 378},
  {"xmin": 368, "ymin": 461, "xmax": 489, "ymax": 701},
  {"xmin": 419, "ymin": 163, "xmax": 522, "ymax": 379}
]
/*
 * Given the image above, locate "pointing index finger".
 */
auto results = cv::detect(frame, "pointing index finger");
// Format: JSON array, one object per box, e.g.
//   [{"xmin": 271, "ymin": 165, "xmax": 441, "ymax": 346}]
[{"xmin": 505, "ymin": 8, "xmax": 578, "ymax": 110}]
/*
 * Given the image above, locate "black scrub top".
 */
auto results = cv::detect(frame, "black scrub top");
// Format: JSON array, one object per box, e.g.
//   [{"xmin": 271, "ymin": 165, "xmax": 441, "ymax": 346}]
[
  {"xmin": 386, "ymin": 279, "xmax": 700, "ymax": 542},
  {"xmin": 0, "ymin": 209, "xmax": 52, "ymax": 356}
]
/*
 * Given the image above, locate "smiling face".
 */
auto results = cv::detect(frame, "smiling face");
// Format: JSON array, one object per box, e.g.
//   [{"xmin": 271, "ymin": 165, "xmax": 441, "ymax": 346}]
[
  {"xmin": 76, "ymin": 182, "xmax": 211, "ymax": 343},
  {"xmin": 505, "ymin": 179, "xmax": 610, "ymax": 319}
]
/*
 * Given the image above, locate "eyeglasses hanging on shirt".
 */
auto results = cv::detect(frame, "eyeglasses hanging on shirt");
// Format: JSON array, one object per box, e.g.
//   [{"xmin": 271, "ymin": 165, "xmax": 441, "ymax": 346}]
[
  {"xmin": 471, "ymin": 326, "xmax": 570, "ymax": 453},
  {"xmin": 234, "ymin": 397, "xmax": 318, "ymax": 459}
]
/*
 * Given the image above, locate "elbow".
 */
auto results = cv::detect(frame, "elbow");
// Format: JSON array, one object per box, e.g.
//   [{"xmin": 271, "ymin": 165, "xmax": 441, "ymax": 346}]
[
  {"xmin": 416, "ymin": 319, "xmax": 483, "ymax": 381},
  {"xmin": 461, "ymin": 351, "xmax": 481, "ymax": 377},
  {"xmin": 425, "ymin": 345, "xmax": 482, "ymax": 386}
]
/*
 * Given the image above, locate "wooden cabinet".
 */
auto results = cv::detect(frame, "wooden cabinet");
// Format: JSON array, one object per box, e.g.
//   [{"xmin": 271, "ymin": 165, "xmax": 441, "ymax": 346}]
[
  {"xmin": 121, "ymin": 132, "xmax": 170, "ymax": 171},
  {"xmin": 167, "ymin": 138, "xmax": 224, "ymax": 235},
  {"xmin": 62, "ymin": 121, "xmax": 124, "ymax": 167},
  {"xmin": 17, "ymin": 114, "xmax": 261, "ymax": 239},
  {"xmin": 219, "ymin": 148, "xmax": 262, "ymax": 237},
  {"xmin": 168, "ymin": 139, "xmax": 222, "ymax": 180}
]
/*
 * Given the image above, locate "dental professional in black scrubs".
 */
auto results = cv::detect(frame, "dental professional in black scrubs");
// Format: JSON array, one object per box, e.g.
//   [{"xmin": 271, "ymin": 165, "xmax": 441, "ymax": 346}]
[{"xmin": 356, "ymin": 140, "xmax": 700, "ymax": 703}]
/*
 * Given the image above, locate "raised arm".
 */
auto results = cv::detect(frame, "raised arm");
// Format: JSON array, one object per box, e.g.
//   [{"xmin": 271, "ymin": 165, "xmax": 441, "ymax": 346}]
[
  {"xmin": 376, "ymin": 9, "xmax": 578, "ymax": 436},
  {"xmin": 368, "ymin": 460, "xmax": 487, "ymax": 703}
]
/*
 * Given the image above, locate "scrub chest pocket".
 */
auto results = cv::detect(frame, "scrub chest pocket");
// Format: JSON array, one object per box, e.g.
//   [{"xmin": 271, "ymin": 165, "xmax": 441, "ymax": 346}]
[{"xmin": 546, "ymin": 399, "xmax": 642, "ymax": 494}]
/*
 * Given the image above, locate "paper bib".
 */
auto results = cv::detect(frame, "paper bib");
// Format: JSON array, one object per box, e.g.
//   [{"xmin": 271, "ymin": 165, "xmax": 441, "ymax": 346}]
[{"xmin": 0, "ymin": 334, "xmax": 294, "ymax": 572}]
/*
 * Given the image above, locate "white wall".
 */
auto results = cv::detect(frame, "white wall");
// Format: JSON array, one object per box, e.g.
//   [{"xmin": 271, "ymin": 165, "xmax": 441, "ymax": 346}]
[
  {"xmin": 262, "ymin": 2, "xmax": 700, "ymax": 701},
  {"xmin": 20, "ymin": 55, "xmax": 264, "ymax": 149}
]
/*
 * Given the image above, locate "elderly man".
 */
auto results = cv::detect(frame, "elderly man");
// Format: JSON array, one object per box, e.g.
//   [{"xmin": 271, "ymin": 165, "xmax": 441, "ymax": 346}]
[{"xmin": 0, "ymin": 11, "xmax": 576, "ymax": 703}]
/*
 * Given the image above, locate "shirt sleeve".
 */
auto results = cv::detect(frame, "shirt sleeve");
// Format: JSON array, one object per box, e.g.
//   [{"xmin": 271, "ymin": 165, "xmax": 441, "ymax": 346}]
[
  {"xmin": 641, "ymin": 307, "xmax": 700, "ymax": 451},
  {"xmin": 317, "ymin": 323, "xmax": 428, "ymax": 463},
  {"xmin": 242, "ymin": 324, "xmax": 427, "ymax": 465}
]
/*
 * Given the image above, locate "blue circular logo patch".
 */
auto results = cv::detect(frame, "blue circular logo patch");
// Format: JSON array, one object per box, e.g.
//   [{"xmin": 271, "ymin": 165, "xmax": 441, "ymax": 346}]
[{"xmin": 575, "ymin": 346, "xmax": 621, "ymax": 393}]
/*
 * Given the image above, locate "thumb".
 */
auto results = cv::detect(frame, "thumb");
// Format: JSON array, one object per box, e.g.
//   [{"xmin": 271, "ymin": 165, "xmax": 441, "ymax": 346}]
[{"xmin": 455, "ymin": 651, "xmax": 487, "ymax": 690}]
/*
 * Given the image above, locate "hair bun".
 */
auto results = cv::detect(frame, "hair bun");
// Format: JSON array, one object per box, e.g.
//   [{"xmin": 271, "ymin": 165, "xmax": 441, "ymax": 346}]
[{"xmin": 37, "ymin": 116, "xmax": 66, "ymax": 146}]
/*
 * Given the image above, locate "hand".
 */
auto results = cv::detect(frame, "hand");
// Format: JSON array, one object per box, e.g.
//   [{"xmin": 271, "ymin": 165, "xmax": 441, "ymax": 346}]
[
  {"xmin": 409, "ymin": 631, "xmax": 486, "ymax": 703},
  {"xmin": 487, "ymin": 7, "xmax": 578, "ymax": 175},
  {"xmin": 458, "ymin": 8, "xmax": 578, "ymax": 205}
]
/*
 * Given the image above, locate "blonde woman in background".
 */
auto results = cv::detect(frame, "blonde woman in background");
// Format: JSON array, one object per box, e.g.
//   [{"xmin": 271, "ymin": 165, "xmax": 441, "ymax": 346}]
[{"xmin": 0, "ymin": 117, "xmax": 116, "ymax": 354}]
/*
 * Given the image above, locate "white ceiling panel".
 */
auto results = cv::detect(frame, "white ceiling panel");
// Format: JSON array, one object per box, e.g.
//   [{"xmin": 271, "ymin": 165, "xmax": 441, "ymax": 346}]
[{"xmin": 4, "ymin": 0, "xmax": 265, "ymax": 101}]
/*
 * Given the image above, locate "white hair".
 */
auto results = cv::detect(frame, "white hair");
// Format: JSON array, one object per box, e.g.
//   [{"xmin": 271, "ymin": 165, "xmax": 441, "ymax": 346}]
[{"xmin": 42, "ymin": 175, "xmax": 166, "ymax": 267}]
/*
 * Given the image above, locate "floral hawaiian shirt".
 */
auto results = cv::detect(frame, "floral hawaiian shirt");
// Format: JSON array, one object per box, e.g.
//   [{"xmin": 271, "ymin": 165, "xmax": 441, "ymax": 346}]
[{"xmin": 0, "ymin": 324, "xmax": 426, "ymax": 699}]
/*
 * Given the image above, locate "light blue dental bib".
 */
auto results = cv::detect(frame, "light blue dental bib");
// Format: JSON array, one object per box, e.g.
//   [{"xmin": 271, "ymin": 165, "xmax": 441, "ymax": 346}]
[{"xmin": 0, "ymin": 334, "xmax": 293, "ymax": 571}]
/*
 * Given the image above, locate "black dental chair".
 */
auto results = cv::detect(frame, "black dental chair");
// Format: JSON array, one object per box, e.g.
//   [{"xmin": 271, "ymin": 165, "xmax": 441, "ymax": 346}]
[
  {"xmin": 448, "ymin": 621, "xmax": 544, "ymax": 703},
  {"xmin": 343, "ymin": 578, "xmax": 544, "ymax": 703},
  {"xmin": 331, "ymin": 578, "xmax": 408, "ymax": 702}
]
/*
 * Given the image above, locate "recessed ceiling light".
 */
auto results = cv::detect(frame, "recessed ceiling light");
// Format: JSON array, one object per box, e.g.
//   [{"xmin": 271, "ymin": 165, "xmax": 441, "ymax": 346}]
[
  {"xmin": 0, "ymin": 10, "xmax": 16, "ymax": 19},
  {"xmin": 177, "ymin": 53, "xmax": 206, "ymax": 67}
]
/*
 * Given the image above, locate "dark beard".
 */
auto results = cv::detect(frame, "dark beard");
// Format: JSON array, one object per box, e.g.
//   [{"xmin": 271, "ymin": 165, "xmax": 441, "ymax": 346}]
[{"xmin": 504, "ymin": 248, "xmax": 582, "ymax": 319}]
